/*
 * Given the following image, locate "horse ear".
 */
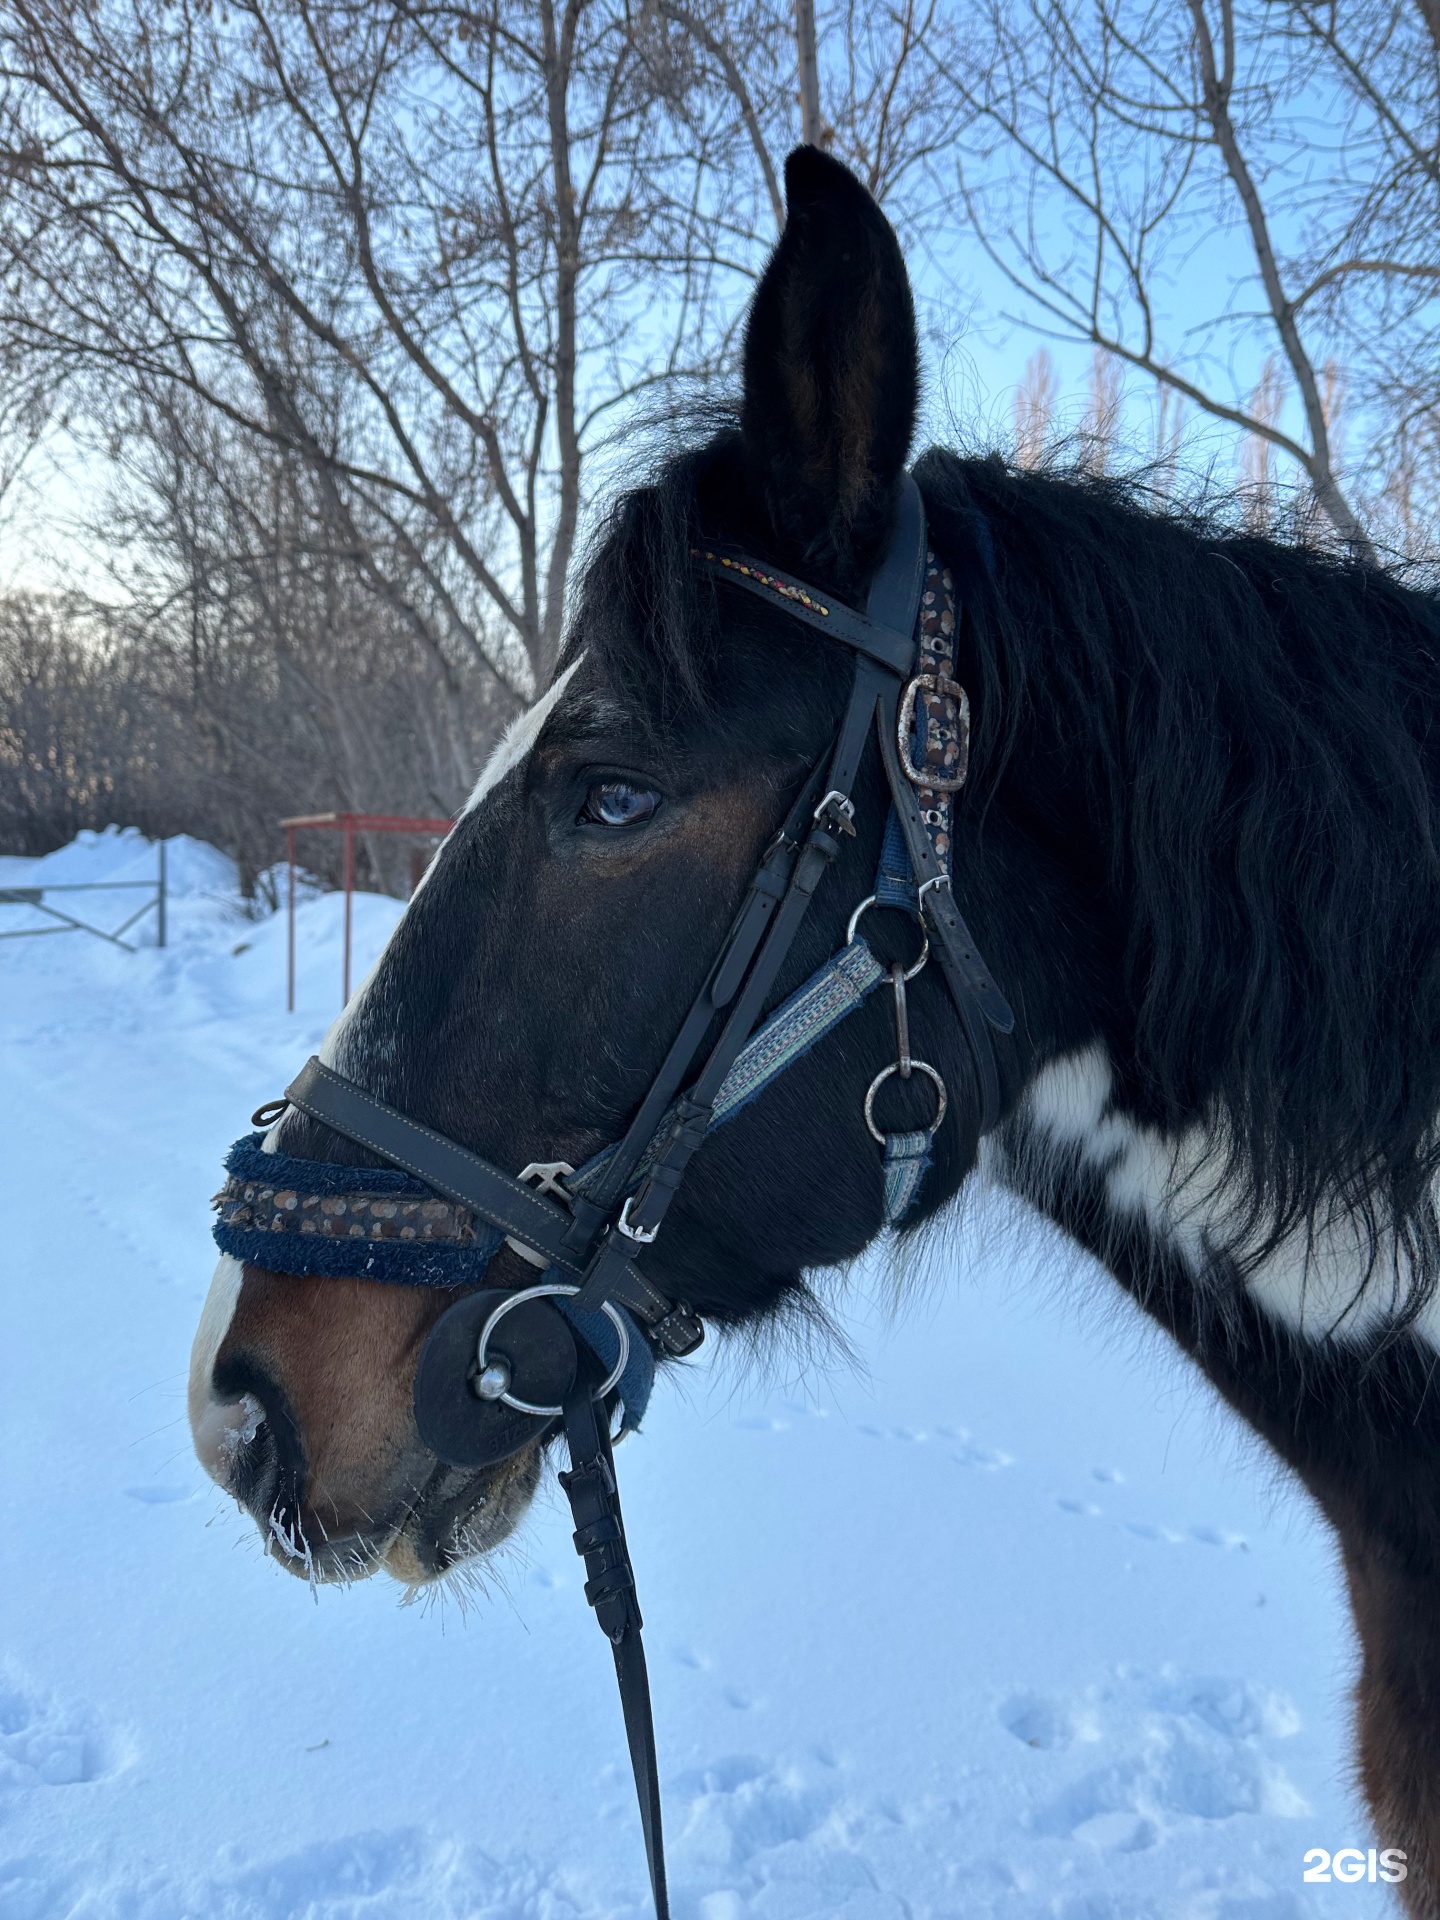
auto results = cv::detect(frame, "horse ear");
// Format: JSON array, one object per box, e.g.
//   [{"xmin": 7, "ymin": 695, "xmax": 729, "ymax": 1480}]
[{"xmin": 741, "ymin": 145, "xmax": 918, "ymax": 581}]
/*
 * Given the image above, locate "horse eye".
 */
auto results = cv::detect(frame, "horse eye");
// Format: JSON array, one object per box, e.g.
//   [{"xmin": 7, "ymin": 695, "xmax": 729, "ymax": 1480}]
[{"xmin": 581, "ymin": 780, "xmax": 660, "ymax": 828}]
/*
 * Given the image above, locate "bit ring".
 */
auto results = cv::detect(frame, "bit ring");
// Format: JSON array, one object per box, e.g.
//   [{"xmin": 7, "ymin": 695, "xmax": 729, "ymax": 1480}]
[{"xmin": 476, "ymin": 1282, "xmax": 629, "ymax": 1417}]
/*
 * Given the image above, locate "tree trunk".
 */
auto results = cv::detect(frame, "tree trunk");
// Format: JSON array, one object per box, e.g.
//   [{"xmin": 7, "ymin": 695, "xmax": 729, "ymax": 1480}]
[{"xmin": 796, "ymin": 0, "xmax": 825, "ymax": 147}]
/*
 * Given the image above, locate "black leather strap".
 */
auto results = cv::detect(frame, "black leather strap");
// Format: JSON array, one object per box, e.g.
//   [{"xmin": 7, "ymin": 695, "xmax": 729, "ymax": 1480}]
[
  {"xmin": 573, "ymin": 483, "xmax": 934, "ymax": 1293},
  {"xmin": 565, "ymin": 751, "xmax": 834, "ymax": 1247},
  {"xmin": 874, "ymin": 679, "xmax": 1014, "ymax": 1132},
  {"xmin": 285, "ymin": 1056, "xmax": 580, "ymax": 1262},
  {"xmin": 696, "ymin": 551, "xmax": 915, "ymax": 674},
  {"xmin": 695, "ymin": 478, "xmax": 927, "ymax": 680},
  {"xmin": 560, "ymin": 1370, "xmax": 668, "ymax": 1919}
]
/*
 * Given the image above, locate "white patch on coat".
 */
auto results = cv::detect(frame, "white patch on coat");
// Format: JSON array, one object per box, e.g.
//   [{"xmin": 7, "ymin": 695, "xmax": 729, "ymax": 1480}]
[
  {"xmin": 464, "ymin": 656, "xmax": 584, "ymax": 815},
  {"xmin": 1017, "ymin": 1043, "xmax": 1440, "ymax": 1349}
]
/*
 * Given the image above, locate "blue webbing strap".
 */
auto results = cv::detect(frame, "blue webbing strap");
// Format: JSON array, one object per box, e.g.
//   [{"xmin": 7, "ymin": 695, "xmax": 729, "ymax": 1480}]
[
  {"xmin": 881, "ymin": 1129, "xmax": 931, "ymax": 1226},
  {"xmin": 874, "ymin": 807, "xmax": 917, "ymax": 911},
  {"xmin": 711, "ymin": 936, "xmax": 885, "ymax": 1124}
]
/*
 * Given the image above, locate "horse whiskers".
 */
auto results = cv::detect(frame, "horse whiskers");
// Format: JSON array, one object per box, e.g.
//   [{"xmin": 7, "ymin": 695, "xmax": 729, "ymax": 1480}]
[{"xmin": 266, "ymin": 1500, "xmax": 316, "ymax": 1590}]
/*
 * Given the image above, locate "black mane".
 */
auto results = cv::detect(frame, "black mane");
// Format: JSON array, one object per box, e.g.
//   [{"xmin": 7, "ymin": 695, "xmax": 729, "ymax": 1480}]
[
  {"xmin": 578, "ymin": 431, "xmax": 1440, "ymax": 1318},
  {"xmin": 924, "ymin": 450, "xmax": 1440, "ymax": 1313}
]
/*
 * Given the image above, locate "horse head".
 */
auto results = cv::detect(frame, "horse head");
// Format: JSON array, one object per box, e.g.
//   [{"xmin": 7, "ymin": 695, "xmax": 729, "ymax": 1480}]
[{"xmin": 187, "ymin": 148, "xmax": 1032, "ymax": 1583}]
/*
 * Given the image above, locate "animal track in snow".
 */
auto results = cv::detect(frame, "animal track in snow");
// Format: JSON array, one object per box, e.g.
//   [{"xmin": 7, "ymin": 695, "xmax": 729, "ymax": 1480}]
[
  {"xmin": 850, "ymin": 1418, "xmax": 1014, "ymax": 1469},
  {"xmin": 1004, "ymin": 1669, "xmax": 1308, "ymax": 1848},
  {"xmin": 1125, "ymin": 1519, "xmax": 1250, "ymax": 1551},
  {"xmin": 1001, "ymin": 1693, "xmax": 1086, "ymax": 1751},
  {"xmin": 672, "ymin": 1754, "xmax": 836, "ymax": 1875},
  {"xmin": 0, "ymin": 1671, "xmax": 111, "ymax": 1789}
]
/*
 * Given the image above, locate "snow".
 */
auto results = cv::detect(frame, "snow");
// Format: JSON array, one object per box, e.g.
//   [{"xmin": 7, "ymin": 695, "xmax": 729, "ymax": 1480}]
[{"xmin": 0, "ymin": 832, "xmax": 1390, "ymax": 1918}]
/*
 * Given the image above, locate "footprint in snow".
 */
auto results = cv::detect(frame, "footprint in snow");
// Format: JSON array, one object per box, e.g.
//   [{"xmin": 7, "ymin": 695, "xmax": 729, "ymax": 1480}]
[
  {"xmin": 0, "ymin": 1673, "xmax": 111, "ymax": 1789},
  {"xmin": 1000, "ymin": 1693, "xmax": 1077, "ymax": 1751},
  {"xmin": 1125, "ymin": 1519, "xmax": 1248, "ymax": 1548},
  {"xmin": 125, "ymin": 1484, "xmax": 196, "ymax": 1504},
  {"xmin": 1018, "ymin": 1670, "xmax": 1307, "ymax": 1840}
]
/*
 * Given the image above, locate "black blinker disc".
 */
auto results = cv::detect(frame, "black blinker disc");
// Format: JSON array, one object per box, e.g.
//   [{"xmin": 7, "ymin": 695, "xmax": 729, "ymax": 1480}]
[{"xmin": 414, "ymin": 1289, "xmax": 577, "ymax": 1467}]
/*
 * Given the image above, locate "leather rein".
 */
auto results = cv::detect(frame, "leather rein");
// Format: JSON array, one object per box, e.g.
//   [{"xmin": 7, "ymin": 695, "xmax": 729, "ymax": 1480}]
[{"xmin": 228, "ymin": 476, "xmax": 1013, "ymax": 1919}]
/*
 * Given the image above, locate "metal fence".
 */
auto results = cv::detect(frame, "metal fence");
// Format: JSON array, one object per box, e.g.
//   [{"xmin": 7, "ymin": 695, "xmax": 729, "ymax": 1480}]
[
  {"xmin": 0, "ymin": 842, "xmax": 167, "ymax": 950},
  {"xmin": 280, "ymin": 812, "xmax": 451, "ymax": 1008}
]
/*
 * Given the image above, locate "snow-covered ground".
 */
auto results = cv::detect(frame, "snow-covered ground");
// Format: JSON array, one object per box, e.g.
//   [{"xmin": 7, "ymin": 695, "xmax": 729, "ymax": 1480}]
[{"xmin": 1, "ymin": 829, "xmax": 1387, "ymax": 1918}]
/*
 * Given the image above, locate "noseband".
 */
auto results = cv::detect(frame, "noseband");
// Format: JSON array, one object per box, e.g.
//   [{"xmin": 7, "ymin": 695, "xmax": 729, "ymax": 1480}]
[{"xmin": 213, "ymin": 476, "xmax": 1013, "ymax": 1919}]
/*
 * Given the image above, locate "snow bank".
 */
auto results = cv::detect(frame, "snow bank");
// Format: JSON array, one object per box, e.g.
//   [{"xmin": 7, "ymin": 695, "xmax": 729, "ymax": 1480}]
[{"xmin": 0, "ymin": 830, "xmax": 1382, "ymax": 1917}]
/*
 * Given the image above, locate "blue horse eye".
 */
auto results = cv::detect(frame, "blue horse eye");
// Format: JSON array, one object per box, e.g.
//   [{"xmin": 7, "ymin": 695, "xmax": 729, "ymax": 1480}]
[{"xmin": 583, "ymin": 781, "xmax": 660, "ymax": 828}]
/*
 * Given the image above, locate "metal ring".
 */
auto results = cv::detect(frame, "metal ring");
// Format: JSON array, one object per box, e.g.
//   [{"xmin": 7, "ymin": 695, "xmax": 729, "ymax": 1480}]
[
  {"xmin": 863, "ymin": 1059, "xmax": 948, "ymax": 1145},
  {"xmin": 845, "ymin": 895, "xmax": 929, "ymax": 979},
  {"xmin": 475, "ymin": 1283, "xmax": 630, "ymax": 1417}
]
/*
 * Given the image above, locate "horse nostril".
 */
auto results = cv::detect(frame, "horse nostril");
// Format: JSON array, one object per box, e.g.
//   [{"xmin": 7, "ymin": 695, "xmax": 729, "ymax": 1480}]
[
  {"xmin": 192, "ymin": 1388, "xmax": 269, "ymax": 1491},
  {"xmin": 197, "ymin": 1356, "xmax": 307, "ymax": 1524}
]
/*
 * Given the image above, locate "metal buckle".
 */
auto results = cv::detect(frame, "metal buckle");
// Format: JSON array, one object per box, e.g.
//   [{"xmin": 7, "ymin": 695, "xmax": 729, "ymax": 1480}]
[
  {"xmin": 517, "ymin": 1161, "xmax": 575, "ymax": 1200},
  {"xmin": 616, "ymin": 1195, "xmax": 660, "ymax": 1245},
  {"xmin": 897, "ymin": 671, "xmax": 970, "ymax": 792},
  {"xmin": 474, "ymin": 1282, "xmax": 630, "ymax": 1417},
  {"xmin": 505, "ymin": 1161, "xmax": 576, "ymax": 1269},
  {"xmin": 651, "ymin": 1303, "xmax": 705, "ymax": 1357},
  {"xmin": 813, "ymin": 789, "xmax": 857, "ymax": 836}
]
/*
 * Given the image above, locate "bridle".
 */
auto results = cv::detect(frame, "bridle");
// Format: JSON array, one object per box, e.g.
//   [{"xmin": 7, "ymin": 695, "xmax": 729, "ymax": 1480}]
[{"xmin": 214, "ymin": 475, "xmax": 1014, "ymax": 1919}]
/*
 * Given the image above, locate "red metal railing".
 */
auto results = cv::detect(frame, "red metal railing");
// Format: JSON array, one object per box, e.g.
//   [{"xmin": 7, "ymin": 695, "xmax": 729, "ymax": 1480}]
[{"xmin": 279, "ymin": 811, "xmax": 453, "ymax": 1010}]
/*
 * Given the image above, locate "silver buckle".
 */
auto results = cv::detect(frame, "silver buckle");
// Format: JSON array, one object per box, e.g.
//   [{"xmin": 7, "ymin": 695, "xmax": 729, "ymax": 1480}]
[
  {"xmin": 616, "ymin": 1195, "xmax": 659, "ymax": 1245},
  {"xmin": 516, "ymin": 1160, "xmax": 575, "ymax": 1199},
  {"xmin": 813, "ymin": 789, "xmax": 857, "ymax": 835},
  {"xmin": 505, "ymin": 1161, "xmax": 575, "ymax": 1270}
]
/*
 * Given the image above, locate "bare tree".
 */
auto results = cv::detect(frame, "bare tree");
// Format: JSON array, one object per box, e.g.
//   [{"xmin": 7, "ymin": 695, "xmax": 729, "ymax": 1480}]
[
  {"xmin": 0, "ymin": 0, "xmax": 781, "ymax": 697},
  {"xmin": 0, "ymin": 395, "xmax": 511, "ymax": 883},
  {"xmin": 945, "ymin": 0, "xmax": 1440, "ymax": 557},
  {"xmin": 796, "ymin": 0, "xmax": 826, "ymax": 145}
]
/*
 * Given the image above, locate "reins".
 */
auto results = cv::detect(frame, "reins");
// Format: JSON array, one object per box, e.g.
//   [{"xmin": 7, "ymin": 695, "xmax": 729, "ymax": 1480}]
[{"xmin": 218, "ymin": 475, "xmax": 1014, "ymax": 1920}]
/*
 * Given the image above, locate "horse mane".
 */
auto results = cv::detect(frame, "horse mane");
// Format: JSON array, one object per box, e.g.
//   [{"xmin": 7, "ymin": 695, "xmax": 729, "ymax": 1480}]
[
  {"xmin": 919, "ymin": 448, "xmax": 1440, "ymax": 1322},
  {"xmin": 575, "ymin": 429, "xmax": 1440, "ymax": 1324}
]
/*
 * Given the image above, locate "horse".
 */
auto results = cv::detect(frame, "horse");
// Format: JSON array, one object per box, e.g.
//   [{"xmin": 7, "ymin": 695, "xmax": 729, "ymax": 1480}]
[{"xmin": 188, "ymin": 146, "xmax": 1440, "ymax": 1915}]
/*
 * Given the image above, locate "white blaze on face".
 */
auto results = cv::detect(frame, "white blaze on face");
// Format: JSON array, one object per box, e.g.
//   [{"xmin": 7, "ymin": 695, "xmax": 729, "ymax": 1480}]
[
  {"xmin": 304, "ymin": 658, "xmax": 588, "ymax": 1084},
  {"xmin": 189, "ymin": 1254, "xmax": 258, "ymax": 1484},
  {"xmin": 464, "ymin": 656, "xmax": 585, "ymax": 816}
]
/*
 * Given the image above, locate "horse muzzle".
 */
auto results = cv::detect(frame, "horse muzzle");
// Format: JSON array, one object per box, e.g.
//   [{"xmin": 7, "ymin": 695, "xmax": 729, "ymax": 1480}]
[{"xmin": 187, "ymin": 1255, "xmax": 546, "ymax": 1582}]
